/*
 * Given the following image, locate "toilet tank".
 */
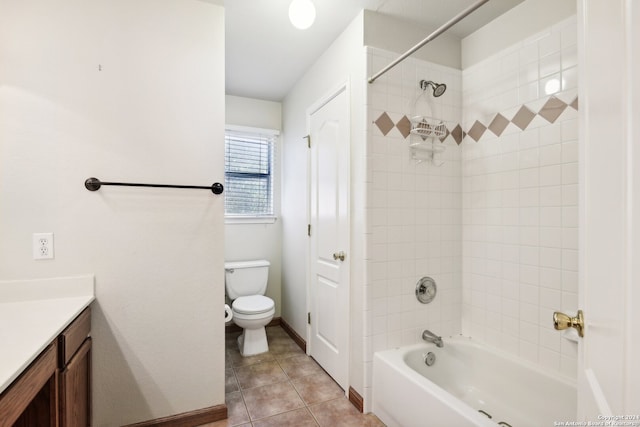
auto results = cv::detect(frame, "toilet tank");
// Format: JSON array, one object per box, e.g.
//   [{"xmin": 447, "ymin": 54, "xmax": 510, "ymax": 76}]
[{"xmin": 224, "ymin": 259, "xmax": 270, "ymax": 300}]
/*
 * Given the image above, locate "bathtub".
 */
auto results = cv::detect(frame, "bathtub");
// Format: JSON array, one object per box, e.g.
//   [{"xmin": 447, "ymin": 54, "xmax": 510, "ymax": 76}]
[{"xmin": 372, "ymin": 336, "xmax": 576, "ymax": 427}]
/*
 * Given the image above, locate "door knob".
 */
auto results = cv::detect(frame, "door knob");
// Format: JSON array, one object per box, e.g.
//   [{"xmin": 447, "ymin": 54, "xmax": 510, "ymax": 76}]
[
  {"xmin": 553, "ymin": 310, "xmax": 584, "ymax": 337},
  {"xmin": 333, "ymin": 251, "xmax": 346, "ymax": 261}
]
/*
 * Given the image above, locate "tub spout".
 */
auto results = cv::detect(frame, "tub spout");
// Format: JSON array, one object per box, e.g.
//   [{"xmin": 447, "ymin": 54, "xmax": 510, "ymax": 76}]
[{"xmin": 422, "ymin": 330, "xmax": 443, "ymax": 347}]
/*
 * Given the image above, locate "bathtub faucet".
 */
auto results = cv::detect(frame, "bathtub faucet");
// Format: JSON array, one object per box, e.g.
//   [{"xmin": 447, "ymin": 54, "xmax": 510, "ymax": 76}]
[{"xmin": 422, "ymin": 329, "xmax": 443, "ymax": 348}]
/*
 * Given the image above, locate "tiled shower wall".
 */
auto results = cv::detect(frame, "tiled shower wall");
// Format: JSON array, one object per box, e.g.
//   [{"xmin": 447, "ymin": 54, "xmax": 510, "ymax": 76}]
[
  {"xmin": 363, "ymin": 15, "xmax": 579, "ymax": 405},
  {"xmin": 364, "ymin": 47, "xmax": 463, "ymax": 398},
  {"xmin": 460, "ymin": 16, "xmax": 579, "ymax": 378}
]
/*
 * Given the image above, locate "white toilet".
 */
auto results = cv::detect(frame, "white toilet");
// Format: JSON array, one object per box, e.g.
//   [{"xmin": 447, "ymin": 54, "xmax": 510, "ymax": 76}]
[{"xmin": 224, "ymin": 259, "xmax": 275, "ymax": 356}]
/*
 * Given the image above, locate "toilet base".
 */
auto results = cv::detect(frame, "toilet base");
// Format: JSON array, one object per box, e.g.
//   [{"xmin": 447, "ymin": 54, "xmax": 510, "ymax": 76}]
[{"xmin": 237, "ymin": 327, "xmax": 269, "ymax": 356}]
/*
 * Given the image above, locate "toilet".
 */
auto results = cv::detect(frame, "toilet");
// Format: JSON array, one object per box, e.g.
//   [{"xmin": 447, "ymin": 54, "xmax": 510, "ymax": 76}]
[{"xmin": 224, "ymin": 259, "xmax": 275, "ymax": 356}]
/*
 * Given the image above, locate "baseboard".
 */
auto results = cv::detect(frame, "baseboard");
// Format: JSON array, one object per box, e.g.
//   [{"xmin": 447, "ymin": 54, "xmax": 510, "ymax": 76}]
[
  {"xmin": 123, "ymin": 404, "xmax": 227, "ymax": 427},
  {"xmin": 348, "ymin": 387, "xmax": 364, "ymax": 413},
  {"xmin": 268, "ymin": 317, "xmax": 281, "ymax": 327},
  {"xmin": 280, "ymin": 317, "xmax": 306, "ymax": 352},
  {"xmin": 225, "ymin": 316, "xmax": 281, "ymax": 333}
]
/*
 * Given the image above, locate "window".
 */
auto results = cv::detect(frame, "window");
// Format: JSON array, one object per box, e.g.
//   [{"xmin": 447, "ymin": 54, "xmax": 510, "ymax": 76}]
[{"xmin": 224, "ymin": 128, "xmax": 276, "ymax": 217}]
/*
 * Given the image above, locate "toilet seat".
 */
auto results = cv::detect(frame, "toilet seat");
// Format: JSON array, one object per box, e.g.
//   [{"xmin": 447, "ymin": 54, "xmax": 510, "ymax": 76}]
[{"xmin": 232, "ymin": 295, "xmax": 274, "ymax": 315}]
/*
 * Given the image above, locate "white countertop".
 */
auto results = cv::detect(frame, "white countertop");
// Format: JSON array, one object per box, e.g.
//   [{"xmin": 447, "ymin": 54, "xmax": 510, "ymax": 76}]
[{"xmin": 0, "ymin": 275, "xmax": 95, "ymax": 394}]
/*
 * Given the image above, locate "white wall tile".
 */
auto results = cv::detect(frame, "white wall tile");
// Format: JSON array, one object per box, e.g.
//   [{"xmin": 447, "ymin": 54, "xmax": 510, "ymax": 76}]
[
  {"xmin": 367, "ymin": 17, "xmax": 579, "ymax": 385},
  {"xmin": 460, "ymin": 16, "xmax": 578, "ymax": 380},
  {"xmin": 365, "ymin": 49, "xmax": 463, "ymax": 371},
  {"xmin": 540, "ymin": 52, "xmax": 562, "ymax": 78},
  {"xmin": 540, "ymin": 165, "xmax": 562, "ymax": 186},
  {"xmin": 539, "ymin": 32, "xmax": 561, "ymax": 57},
  {"xmin": 540, "ymin": 267, "xmax": 562, "ymax": 290},
  {"xmin": 540, "ymin": 144, "xmax": 562, "ymax": 166}
]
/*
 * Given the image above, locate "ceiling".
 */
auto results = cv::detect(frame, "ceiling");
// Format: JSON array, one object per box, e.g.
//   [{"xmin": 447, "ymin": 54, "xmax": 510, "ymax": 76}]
[{"xmin": 225, "ymin": 0, "xmax": 524, "ymax": 101}]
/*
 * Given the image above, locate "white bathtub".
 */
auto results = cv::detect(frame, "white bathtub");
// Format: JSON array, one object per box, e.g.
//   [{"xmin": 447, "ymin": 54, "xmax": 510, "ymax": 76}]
[{"xmin": 372, "ymin": 336, "xmax": 576, "ymax": 427}]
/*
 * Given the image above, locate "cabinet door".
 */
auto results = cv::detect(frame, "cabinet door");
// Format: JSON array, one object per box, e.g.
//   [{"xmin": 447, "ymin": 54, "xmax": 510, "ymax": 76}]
[
  {"xmin": 10, "ymin": 374, "xmax": 57, "ymax": 427},
  {"xmin": 59, "ymin": 338, "xmax": 91, "ymax": 427}
]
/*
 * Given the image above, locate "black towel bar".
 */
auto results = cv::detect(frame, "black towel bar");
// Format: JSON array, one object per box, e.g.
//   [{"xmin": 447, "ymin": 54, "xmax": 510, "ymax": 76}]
[{"xmin": 84, "ymin": 177, "xmax": 224, "ymax": 195}]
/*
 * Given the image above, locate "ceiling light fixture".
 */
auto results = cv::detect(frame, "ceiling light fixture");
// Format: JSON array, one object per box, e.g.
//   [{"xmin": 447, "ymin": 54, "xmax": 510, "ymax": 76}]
[{"xmin": 289, "ymin": 0, "xmax": 316, "ymax": 30}]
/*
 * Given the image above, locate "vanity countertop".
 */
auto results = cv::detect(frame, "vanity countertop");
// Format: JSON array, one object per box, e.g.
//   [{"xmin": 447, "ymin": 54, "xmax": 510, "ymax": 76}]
[{"xmin": 0, "ymin": 275, "xmax": 95, "ymax": 394}]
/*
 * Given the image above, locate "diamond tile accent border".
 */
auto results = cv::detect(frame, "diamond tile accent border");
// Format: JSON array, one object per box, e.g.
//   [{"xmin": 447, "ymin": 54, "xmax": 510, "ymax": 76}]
[
  {"xmin": 570, "ymin": 97, "xmax": 578, "ymax": 110},
  {"xmin": 450, "ymin": 125, "xmax": 464, "ymax": 145},
  {"xmin": 371, "ymin": 94, "xmax": 579, "ymax": 145},
  {"xmin": 467, "ymin": 121, "xmax": 487, "ymax": 142},
  {"xmin": 539, "ymin": 96, "xmax": 569, "ymax": 123},
  {"xmin": 396, "ymin": 115, "xmax": 411, "ymax": 139},
  {"xmin": 488, "ymin": 113, "xmax": 510, "ymax": 137},
  {"xmin": 374, "ymin": 112, "xmax": 394, "ymax": 136},
  {"xmin": 511, "ymin": 105, "xmax": 536, "ymax": 130}
]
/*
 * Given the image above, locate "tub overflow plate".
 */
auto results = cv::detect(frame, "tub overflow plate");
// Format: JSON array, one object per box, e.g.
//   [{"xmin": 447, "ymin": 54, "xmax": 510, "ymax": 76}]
[
  {"xmin": 415, "ymin": 276, "xmax": 437, "ymax": 304},
  {"xmin": 424, "ymin": 352, "xmax": 436, "ymax": 366}
]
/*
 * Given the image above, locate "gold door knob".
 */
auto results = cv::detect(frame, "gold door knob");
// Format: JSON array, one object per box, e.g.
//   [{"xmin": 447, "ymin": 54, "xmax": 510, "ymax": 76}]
[
  {"xmin": 553, "ymin": 310, "xmax": 584, "ymax": 337},
  {"xmin": 333, "ymin": 251, "xmax": 346, "ymax": 261}
]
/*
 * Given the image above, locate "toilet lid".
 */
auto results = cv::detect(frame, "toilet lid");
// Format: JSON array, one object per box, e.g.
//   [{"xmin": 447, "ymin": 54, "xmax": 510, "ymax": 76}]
[{"xmin": 232, "ymin": 295, "xmax": 274, "ymax": 315}]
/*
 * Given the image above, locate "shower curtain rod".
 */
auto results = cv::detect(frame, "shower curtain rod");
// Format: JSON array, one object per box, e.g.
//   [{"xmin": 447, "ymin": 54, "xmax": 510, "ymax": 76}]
[{"xmin": 368, "ymin": 0, "xmax": 490, "ymax": 84}]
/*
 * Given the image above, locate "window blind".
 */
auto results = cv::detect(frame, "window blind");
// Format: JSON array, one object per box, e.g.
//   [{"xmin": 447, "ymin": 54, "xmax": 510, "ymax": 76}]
[{"xmin": 224, "ymin": 130, "xmax": 274, "ymax": 216}]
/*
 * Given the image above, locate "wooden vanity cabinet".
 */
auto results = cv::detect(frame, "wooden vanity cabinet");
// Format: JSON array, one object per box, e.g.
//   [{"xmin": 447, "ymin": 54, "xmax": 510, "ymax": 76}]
[
  {"xmin": 58, "ymin": 307, "xmax": 92, "ymax": 427},
  {"xmin": 0, "ymin": 343, "xmax": 58, "ymax": 427},
  {"xmin": 0, "ymin": 307, "xmax": 91, "ymax": 427}
]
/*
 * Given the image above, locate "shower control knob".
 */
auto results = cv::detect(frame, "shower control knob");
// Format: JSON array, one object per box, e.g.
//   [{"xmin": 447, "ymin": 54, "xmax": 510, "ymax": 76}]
[
  {"xmin": 333, "ymin": 251, "xmax": 346, "ymax": 262},
  {"xmin": 416, "ymin": 277, "xmax": 437, "ymax": 304}
]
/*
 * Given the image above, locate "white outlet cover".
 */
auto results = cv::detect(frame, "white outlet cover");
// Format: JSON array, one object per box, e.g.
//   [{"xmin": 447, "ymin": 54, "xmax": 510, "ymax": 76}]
[{"xmin": 33, "ymin": 232, "xmax": 54, "ymax": 260}]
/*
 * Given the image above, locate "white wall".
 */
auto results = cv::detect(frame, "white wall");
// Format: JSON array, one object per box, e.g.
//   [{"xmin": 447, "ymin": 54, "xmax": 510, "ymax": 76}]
[
  {"xmin": 364, "ymin": 10, "xmax": 462, "ymax": 70},
  {"xmin": 281, "ymin": 9, "xmax": 459, "ymax": 403},
  {"xmin": 461, "ymin": 15, "xmax": 579, "ymax": 378},
  {"xmin": 281, "ymin": 11, "xmax": 366, "ymax": 395},
  {"xmin": 0, "ymin": 1, "xmax": 225, "ymax": 425},
  {"xmin": 462, "ymin": 0, "xmax": 576, "ymax": 68},
  {"xmin": 226, "ymin": 95, "xmax": 282, "ymax": 130},
  {"xmin": 225, "ymin": 95, "xmax": 283, "ymax": 316}
]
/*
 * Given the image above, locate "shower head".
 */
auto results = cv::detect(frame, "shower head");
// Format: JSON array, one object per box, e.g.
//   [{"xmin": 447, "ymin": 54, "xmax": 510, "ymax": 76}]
[{"xmin": 420, "ymin": 80, "xmax": 447, "ymax": 97}]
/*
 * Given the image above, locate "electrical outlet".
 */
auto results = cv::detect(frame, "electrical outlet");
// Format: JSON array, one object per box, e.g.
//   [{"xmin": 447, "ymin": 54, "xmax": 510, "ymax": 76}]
[{"xmin": 33, "ymin": 232, "xmax": 54, "ymax": 260}]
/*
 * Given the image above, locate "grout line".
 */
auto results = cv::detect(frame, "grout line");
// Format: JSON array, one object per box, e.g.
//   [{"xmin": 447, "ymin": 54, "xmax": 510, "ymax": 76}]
[{"xmin": 226, "ymin": 326, "xmax": 376, "ymax": 427}]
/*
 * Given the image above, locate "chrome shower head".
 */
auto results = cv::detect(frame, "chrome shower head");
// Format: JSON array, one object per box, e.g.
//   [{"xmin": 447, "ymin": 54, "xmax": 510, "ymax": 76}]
[{"xmin": 420, "ymin": 80, "xmax": 447, "ymax": 97}]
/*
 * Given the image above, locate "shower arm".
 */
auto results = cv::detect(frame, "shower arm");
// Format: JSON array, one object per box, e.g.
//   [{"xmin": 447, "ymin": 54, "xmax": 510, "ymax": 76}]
[{"xmin": 368, "ymin": 0, "xmax": 490, "ymax": 84}]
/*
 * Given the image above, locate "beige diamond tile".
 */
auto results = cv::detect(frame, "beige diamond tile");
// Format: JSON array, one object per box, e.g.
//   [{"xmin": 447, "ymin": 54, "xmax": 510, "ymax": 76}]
[
  {"xmin": 374, "ymin": 112, "xmax": 394, "ymax": 136},
  {"xmin": 538, "ymin": 96, "xmax": 568, "ymax": 123},
  {"xmin": 488, "ymin": 113, "xmax": 510, "ymax": 136},
  {"xmin": 570, "ymin": 96, "xmax": 579, "ymax": 110},
  {"xmin": 450, "ymin": 124, "xmax": 464, "ymax": 145},
  {"xmin": 511, "ymin": 105, "xmax": 536, "ymax": 130},
  {"xmin": 438, "ymin": 126, "xmax": 451, "ymax": 143},
  {"xmin": 395, "ymin": 115, "xmax": 411, "ymax": 139},
  {"xmin": 467, "ymin": 120, "xmax": 487, "ymax": 142}
]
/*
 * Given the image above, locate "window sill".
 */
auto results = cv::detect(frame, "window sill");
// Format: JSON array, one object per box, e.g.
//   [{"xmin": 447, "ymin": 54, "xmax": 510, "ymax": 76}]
[{"xmin": 225, "ymin": 216, "xmax": 278, "ymax": 225}]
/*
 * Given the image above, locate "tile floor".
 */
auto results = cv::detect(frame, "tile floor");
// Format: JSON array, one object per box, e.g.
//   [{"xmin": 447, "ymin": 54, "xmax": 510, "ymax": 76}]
[{"xmin": 201, "ymin": 326, "xmax": 385, "ymax": 427}]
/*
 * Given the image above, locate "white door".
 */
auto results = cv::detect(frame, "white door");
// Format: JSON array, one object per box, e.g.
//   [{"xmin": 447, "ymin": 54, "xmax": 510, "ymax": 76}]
[
  {"xmin": 576, "ymin": 0, "xmax": 640, "ymax": 418},
  {"xmin": 308, "ymin": 85, "xmax": 350, "ymax": 391}
]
